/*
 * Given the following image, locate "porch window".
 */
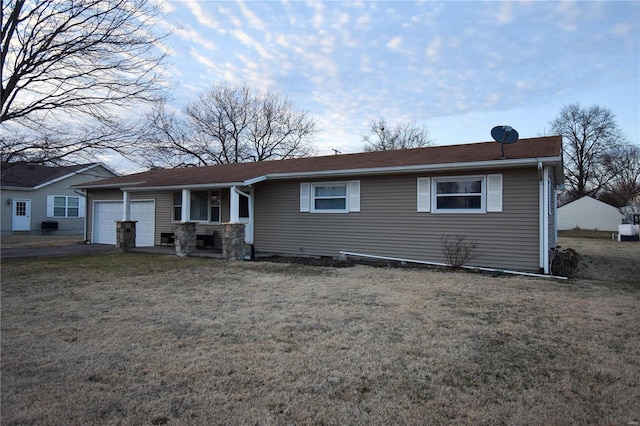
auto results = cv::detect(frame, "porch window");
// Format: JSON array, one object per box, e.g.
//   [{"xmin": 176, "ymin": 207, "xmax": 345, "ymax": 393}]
[
  {"xmin": 173, "ymin": 190, "xmax": 222, "ymax": 222},
  {"xmin": 239, "ymin": 193, "xmax": 249, "ymax": 218},
  {"xmin": 210, "ymin": 191, "xmax": 221, "ymax": 222},
  {"xmin": 172, "ymin": 191, "xmax": 182, "ymax": 221}
]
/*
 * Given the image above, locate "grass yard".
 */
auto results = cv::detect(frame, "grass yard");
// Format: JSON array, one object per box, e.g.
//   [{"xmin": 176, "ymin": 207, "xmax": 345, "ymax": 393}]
[{"xmin": 1, "ymin": 238, "xmax": 639, "ymax": 425}]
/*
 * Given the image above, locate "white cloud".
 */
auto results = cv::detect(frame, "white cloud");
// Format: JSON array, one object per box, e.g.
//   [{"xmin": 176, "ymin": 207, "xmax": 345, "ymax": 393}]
[
  {"xmin": 174, "ymin": 26, "xmax": 217, "ymax": 52},
  {"xmin": 183, "ymin": 0, "xmax": 220, "ymax": 30},
  {"xmin": 237, "ymin": 1, "xmax": 267, "ymax": 32},
  {"xmin": 425, "ymin": 36, "xmax": 441, "ymax": 63},
  {"xmin": 386, "ymin": 36, "xmax": 402, "ymax": 51}
]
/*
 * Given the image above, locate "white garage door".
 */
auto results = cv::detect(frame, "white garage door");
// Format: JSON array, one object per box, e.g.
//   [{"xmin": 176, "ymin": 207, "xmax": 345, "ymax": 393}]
[
  {"xmin": 130, "ymin": 201, "xmax": 155, "ymax": 247},
  {"xmin": 93, "ymin": 201, "xmax": 155, "ymax": 246}
]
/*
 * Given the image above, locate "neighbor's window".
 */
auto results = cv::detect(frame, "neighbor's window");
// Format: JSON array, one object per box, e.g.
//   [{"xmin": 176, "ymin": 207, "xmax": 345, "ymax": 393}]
[
  {"xmin": 53, "ymin": 196, "xmax": 80, "ymax": 217},
  {"xmin": 312, "ymin": 182, "xmax": 347, "ymax": 212},
  {"xmin": 433, "ymin": 176, "xmax": 485, "ymax": 213}
]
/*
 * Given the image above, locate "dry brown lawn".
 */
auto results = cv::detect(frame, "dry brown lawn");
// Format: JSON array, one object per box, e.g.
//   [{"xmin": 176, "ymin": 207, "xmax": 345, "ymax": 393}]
[{"xmin": 1, "ymin": 237, "xmax": 639, "ymax": 425}]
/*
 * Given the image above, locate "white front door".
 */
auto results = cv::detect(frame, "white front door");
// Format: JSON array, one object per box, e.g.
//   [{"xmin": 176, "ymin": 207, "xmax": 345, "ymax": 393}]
[{"xmin": 12, "ymin": 199, "xmax": 31, "ymax": 231}]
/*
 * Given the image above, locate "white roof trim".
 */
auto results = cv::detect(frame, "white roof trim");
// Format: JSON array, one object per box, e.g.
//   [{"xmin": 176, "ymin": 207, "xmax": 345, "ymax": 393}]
[
  {"xmin": 33, "ymin": 163, "xmax": 118, "ymax": 190},
  {"xmin": 120, "ymin": 182, "xmax": 245, "ymax": 192},
  {"xmin": 244, "ymin": 156, "xmax": 562, "ymax": 185}
]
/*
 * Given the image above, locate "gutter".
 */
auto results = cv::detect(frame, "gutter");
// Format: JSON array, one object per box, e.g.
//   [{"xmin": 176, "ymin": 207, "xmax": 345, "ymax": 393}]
[{"xmin": 339, "ymin": 251, "xmax": 568, "ymax": 280}]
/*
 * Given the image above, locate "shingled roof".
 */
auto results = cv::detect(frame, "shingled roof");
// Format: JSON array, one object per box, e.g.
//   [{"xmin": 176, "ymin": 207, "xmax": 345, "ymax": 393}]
[
  {"xmin": 1, "ymin": 163, "xmax": 99, "ymax": 188},
  {"xmin": 79, "ymin": 136, "xmax": 562, "ymax": 189}
]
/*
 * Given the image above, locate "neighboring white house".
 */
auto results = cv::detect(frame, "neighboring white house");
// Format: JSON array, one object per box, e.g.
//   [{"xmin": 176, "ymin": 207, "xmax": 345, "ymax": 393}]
[{"xmin": 558, "ymin": 196, "xmax": 622, "ymax": 231}]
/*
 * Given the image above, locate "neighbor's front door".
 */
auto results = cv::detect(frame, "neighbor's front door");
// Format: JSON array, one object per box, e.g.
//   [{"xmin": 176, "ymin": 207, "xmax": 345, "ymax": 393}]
[{"xmin": 12, "ymin": 199, "xmax": 31, "ymax": 231}]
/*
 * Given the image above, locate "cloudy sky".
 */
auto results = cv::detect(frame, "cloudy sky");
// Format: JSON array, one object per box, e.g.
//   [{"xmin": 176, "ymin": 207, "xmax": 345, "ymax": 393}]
[{"xmin": 154, "ymin": 0, "xmax": 639, "ymax": 156}]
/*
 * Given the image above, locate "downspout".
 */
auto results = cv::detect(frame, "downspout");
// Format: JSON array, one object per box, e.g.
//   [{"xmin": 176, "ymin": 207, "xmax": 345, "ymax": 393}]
[
  {"xmin": 537, "ymin": 161, "xmax": 550, "ymax": 274},
  {"xmin": 339, "ymin": 251, "xmax": 567, "ymax": 280}
]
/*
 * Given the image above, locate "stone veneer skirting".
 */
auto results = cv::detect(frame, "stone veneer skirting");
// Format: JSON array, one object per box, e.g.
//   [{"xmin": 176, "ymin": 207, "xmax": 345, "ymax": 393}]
[
  {"xmin": 116, "ymin": 221, "xmax": 136, "ymax": 252},
  {"xmin": 222, "ymin": 223, "xmax": 245, "ymax": 261},
  {"xmin": 173, "ymin": 222, "xmax": 197, "ymax": 256}
]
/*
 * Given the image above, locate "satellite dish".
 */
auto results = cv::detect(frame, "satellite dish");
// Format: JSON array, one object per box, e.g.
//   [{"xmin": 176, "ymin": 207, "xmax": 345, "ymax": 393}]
[{"xmin": 491, "ymin": 125, "xmax": 519, "ymax": 159}]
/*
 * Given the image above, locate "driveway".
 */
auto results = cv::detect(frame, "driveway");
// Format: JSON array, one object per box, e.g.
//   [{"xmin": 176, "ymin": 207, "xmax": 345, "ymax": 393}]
[
  {"xmin": 1, "ymin": 243, "xmax": 117, "ymax": 259},
  {"xmin": 1, "ymin": 235, "xmax": 116, "ymax": 259}
]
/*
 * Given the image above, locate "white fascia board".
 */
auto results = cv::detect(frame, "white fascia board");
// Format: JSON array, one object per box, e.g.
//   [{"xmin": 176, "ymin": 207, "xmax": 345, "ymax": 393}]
[
  {"xmin": 243, "ymin": 156, "xmax": 562, "ymax": 184},
  {"xmin": 120, "ymin": 182, "xmax": 245, "ymax": 192},
  {"xmin": 33, "ymin": 163, "xmax": 105, "ymax": 190},
  {"xmin": 79, "ymin": 181, "xmax": 147, "ymax": 189}
]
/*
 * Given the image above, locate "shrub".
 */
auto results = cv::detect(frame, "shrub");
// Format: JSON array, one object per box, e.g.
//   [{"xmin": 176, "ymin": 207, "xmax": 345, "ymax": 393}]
[
  {"xmin": 550, "ymin": 247, "xmax": 580, "ymax": 277},
  {"xmin": 441, "ymin": 235, "xmax": 479, "ymax": 269}
]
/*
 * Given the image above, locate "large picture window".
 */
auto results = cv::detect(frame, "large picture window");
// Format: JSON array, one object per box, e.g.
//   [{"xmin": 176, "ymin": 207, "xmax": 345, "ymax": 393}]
[{"xmin": 172, "ymin": 190, "xmax": 221, "ymax": 222}]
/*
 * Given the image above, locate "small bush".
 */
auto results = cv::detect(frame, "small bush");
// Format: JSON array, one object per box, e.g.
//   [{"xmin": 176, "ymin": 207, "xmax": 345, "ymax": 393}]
[
  {"xmin": 550, "ymin": 247, "xmax": 580, "ymax": 277},
  {"xmin": 441, "ymin": 235, "xmax": 479, "ymax": 269}
]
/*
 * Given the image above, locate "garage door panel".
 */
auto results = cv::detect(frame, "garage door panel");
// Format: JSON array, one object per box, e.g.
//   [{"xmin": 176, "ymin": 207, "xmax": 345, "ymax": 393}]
[
  {"xmin": 130, "ymin": 201, "xmax": 155, "ymax": 247},
  {"xmin": 94, "ymin": 202, "xmax": 121, "ymax": 245},
  {"xmin": 94, "ymin": 201, "xmax": 154, "ymax": 247}
]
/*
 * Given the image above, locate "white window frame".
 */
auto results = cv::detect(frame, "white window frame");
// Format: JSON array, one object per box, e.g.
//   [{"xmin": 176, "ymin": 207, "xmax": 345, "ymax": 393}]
[
  {"xmin": 432, "ymin": 175, "xmax": 486, "ymax": 214},
  {"xmin": 47, "ymin": 195, "xmax": 84, "ymax": 218},
  {"xmin": 301, "ymin": 181, "xmax": 360, "ymax": 214},
  {"xmin": 311, "ymin": 181, "xmax": 349, "ymax": 213}
]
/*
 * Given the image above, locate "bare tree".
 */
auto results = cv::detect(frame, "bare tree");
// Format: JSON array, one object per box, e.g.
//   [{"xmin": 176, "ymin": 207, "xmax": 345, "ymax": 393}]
[
  {"xmin": 1, "ymin": 0, "xmax": 167, "ymax": 164},
  {"xmin": 138, "ymin": 83, "xmax": 317, "ymax": 167},
  {"xmin": 550, "ymin": 103, "xmax": 625, "ymax": 200},
  {"xmin": 362, "ymin": 118, "xmax": 432, "ymax": 152},
  {"xmin": 600, "ymin": 144, "xmax": 640, "ymax": 208},
  {"xmin": 1, "ymin": 118, "xmax": 138, "ymax": 165}
]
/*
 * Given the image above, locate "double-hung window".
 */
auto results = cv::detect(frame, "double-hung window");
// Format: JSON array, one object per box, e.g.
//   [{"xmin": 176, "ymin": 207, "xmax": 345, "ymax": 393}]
[
  {"xmin": 417, "ymin": 175, "xmax": 502, "ymax": 214},
  {"xmin": 300, "ymin": 181, "xmax": 360, "ymax": 213},
  {"xmin": 312, "ymin": 183, "xmax": 348, "ymax": 212},
  {"xmin": 434, "ymin": 177, "xmax": 484, "ymax": 212}
]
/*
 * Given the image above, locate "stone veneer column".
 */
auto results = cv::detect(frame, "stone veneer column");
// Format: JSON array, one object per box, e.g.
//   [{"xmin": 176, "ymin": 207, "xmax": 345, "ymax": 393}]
[
  {"xmin": 173, "ymin": 222, "xmax": 197, "ymax": 256},
  {"xmin": 222, "ymin": 223, "xmax": 245, "ymax": 261},
  {"xmin": 116, "ymin": 221, "xmax": 136, "ymax": 252}
]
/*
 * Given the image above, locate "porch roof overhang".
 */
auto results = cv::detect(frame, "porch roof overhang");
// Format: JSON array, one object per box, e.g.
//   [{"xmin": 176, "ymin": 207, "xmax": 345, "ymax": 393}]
[{"xmin": 117, "ymin": 181, "xmax": 246, "ymax": 192}]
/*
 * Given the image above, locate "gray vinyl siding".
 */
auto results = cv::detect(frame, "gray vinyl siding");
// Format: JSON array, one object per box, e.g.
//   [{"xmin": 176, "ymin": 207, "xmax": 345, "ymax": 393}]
[{"xmin": 254, "ymin": 168, "xmax": 541, "ymax": 272}]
